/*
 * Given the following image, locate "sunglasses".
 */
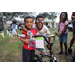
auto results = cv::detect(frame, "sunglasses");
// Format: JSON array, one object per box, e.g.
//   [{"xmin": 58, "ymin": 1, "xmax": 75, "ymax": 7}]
[{"xmin": 37, "ymin": 20, "xmax": 44, "ymax": 23}]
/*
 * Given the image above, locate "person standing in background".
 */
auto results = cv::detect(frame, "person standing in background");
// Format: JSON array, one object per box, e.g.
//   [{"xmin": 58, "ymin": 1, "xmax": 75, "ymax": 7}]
[
  {"xmin": 52, "ymin": 21, "xmax": 54, "ymax": 30},
  {"xmin": 12, "ymin": 20, "xmax": 21, "ymax": 44},
  {"xmin": 68, "ymin": 12, "xmax": 75, "ymax": 54},
  {"xmin": 57, "ymin": 12, "xmax": 68, "ymax": 56}
]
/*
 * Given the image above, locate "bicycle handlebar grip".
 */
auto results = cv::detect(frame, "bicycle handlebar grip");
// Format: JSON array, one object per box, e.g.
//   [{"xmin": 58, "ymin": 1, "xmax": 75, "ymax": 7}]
[{"xmin": 50, "ymin": 33, "xmax": 57, "ymax": 44}]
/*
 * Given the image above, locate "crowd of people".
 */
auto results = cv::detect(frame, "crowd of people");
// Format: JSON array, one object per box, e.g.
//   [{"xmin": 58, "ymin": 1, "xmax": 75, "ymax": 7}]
[{"xmin": 12, "ymin": 12, "xmax": 75, "ymax": 62}]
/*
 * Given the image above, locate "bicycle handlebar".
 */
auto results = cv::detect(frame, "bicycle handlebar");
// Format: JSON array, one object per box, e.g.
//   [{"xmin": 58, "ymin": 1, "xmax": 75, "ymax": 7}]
[{"xmin": 32, "ymin": 33, "xmax": 57, "ymax": 45}]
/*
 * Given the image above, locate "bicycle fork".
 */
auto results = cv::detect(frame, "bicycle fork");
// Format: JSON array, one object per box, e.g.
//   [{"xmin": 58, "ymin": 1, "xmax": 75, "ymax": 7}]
[
  {"xmin": 49, "ymin": 44, "xmax": 54, "ymax": 62},
  {"xmin": 40, "ymin": 51, "xmax": 45, "ymax": 62}
]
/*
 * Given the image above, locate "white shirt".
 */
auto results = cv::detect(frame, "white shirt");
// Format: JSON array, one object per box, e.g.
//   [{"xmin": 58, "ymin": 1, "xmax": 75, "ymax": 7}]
[
  {"xmin": 12, "ymin": 24, "xmax": 18, "ymax": 33},
  {"xmin": 33, "ymin": 24, "xmax": 50, "ymax": 35}
]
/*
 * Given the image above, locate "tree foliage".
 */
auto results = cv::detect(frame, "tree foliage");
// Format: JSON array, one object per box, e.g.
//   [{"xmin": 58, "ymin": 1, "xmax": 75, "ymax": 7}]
[
  {"xmin": 0, "ymin": 12, "xmax": 58, "ymax": 23},
  {"xmin": 0, "ymin": 12, "xmax": 36, "ymax": 23},
  {"xmin": 0, "ymin": 12, "xmax": 59, "ymax": 29},
  {"xmin": 38, "ymin": 12, "xmax": 59, "ymax": 21}
]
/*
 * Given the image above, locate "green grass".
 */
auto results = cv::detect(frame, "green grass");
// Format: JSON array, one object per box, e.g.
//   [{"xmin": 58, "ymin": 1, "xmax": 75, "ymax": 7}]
[
  {"xmin": 0, "ymin": 30, "xmax": 23, "ymax": 62},
  {"xmin": 0, "ymin": 28, "xmax": 75, "ymax": 62},
  {"xmin": 48, "ymin": 28, "xmax": 75, "ymax": 62}
]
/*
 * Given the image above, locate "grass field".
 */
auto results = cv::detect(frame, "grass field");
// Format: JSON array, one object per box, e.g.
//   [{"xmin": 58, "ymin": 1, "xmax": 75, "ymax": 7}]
[{"xmin": 0, "ymin": 28, "xmax": 75, "ymax": 62}]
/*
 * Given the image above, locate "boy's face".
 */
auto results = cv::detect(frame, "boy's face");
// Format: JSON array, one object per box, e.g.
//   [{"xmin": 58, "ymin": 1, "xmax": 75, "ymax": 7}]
[
  {"xmin": 25, "ymin": 18, "xmax": 33, "ymax": 29},
  {"xmin": 35, "ymin": 18, "xmax": 44, "ymax": 30}
]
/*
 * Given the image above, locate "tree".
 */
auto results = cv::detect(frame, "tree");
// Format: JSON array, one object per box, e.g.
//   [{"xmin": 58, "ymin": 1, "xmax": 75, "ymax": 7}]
[
  {"xmin": 0, "ymin": 12, "xmax": 36, "ymax": 22},
  {"xmin": 0, "ymin": 12, "xmax": 36, "ymax": 29},
  {"xmin": 39, "ymin": 12, "xmax": 49, "ymax": 19},
  {"xmin": 38, "ymin": 12, "xmax": 59, "ymax": 21},
  {"xmin": 48, "ymin": 12, "xmax": 58, "ymax": 22}
]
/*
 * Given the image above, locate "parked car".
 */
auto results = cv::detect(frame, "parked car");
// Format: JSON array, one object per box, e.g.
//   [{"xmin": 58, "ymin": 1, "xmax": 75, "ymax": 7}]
[
  {"xmin": 0, "ymin": 25, "xmax": 3, "ymax": 31},
  {"xmin": 7, "ymin": 26, "xmax": 12, "ymax": 31},
  {"xmin": 68, "ymin": 23, "xmax": 73, "ymax": 31}
]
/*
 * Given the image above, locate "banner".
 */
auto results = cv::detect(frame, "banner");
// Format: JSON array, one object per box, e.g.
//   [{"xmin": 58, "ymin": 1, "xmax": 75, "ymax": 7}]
[
  {"xmin": 9, "ymin": 32, "xmax": 11, "ymax": 37},
  {"xmin": 35, "ymin": 37, "xmax": 44, "ymax": 48},
  {"xmin": 0, "ymin": 32, "xmax": 4, "ymax": 38},
  {"xmin": 11, "ymin": 34, "xmax": 13, "ymax": 39},
  {"xmin": 9, "ymin": 32, "xmax": 13, "ymax": 39}
]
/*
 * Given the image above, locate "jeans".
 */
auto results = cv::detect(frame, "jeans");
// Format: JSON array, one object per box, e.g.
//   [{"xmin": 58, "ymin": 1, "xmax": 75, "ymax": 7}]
[{"xmin": 59, "ymin": 33, "xmax": 68, "ymax": 43}]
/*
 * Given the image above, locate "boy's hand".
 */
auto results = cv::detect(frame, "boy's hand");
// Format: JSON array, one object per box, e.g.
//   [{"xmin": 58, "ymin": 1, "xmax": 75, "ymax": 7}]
[
  {"xmin": 20, "ymin": 38, "xmax": 30, "ymax": 44},
  {"xmin": 25, "ymin": 39, "xmax": 30, "ymax": 44},
  {"xmin": 27, "ymin": 31, "xmax": 30, "ymax": 39}
]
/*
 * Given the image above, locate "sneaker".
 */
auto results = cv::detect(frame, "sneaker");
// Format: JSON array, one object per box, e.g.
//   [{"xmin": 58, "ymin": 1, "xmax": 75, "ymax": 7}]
[
  {"xmin": 54, "ymin": 57, "xmax": 57, "ymax": 62},
  {"xmin": 13, "ymin": 43, "xmax": 15, "ymax": 45},
  {"xmin": 65, "ymin": 52, "xmax": 68, "ymax": 56},
  {"xmin": 19, "ymin": 41, "xmax": 21, "ymax": 43},
  {"xmin": 58, "ymin": 51, "xmax": 63, "ymax": 55},
  {"xmin": 68, "ymin": 48, "xmax": 72, "ymax": 54}
]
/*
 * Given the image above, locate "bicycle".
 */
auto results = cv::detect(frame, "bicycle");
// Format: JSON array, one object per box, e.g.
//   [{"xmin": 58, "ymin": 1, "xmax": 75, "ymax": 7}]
[
  {"xmin": 70, "ymin": 51, "xmax": 75, "ymax": 62},
  {"xmin": 33, "ymin": 33, "xmax": 57, "ymax": 62}
]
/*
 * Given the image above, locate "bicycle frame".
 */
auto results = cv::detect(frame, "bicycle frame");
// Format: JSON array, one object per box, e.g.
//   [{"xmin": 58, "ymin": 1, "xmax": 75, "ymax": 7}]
[{"xmin": 33, "ymin": 33, "xmax": 57, "ymax": 62}]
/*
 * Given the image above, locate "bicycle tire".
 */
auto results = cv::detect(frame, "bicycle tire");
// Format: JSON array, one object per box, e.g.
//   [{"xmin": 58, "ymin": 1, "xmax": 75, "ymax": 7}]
[
  {"xmin": 70, "ymin": 56, "xmax": 74, "ymax": 62},
  {"xmin": 34, "ymin": 54, "xmax": 40, "ymax": 62},
  {"xmin": 50, "ymin": 58, "xmax": 55, "ymax": 62},
  {"xmin": 70, "ymin": 51, "xmax": 75, "ymax": 62},
  {"xmin": 50, "ymin": 58, "xmax": 57, "ymax": 62}
]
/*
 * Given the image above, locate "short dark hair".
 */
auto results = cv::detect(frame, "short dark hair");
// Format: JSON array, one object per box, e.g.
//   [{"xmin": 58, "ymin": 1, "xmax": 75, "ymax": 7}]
[
  {"xmin": 12, "ymin": 20, "xmax": 16, "ymax": 24},
  {"xmin": 24, "ymin": 16, "xmax": 33, "ymax": 22},
  {"xmin": 36, "ymin": 15, "xmax": 44, "ymax": 21}
]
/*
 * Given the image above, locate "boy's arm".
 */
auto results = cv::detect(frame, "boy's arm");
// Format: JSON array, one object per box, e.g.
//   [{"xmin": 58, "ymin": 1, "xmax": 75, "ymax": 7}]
[
  {"xmin": 21, "ymin": 25, "xmax": 28, "ymax": 32},
  {"xmin": 20, "ymin": 38, "xmax": 30, "ymax": 44},
  {"xmin": 21, "ymin": 25, "xmax": 30, "ymax": 39},
  {"xmin": 45, "ymin": 25, "xmax": 50, "ymax": 35},
  {"xmin": 20, "ymin": 31, "xmax": 30, "ymax": 44}
]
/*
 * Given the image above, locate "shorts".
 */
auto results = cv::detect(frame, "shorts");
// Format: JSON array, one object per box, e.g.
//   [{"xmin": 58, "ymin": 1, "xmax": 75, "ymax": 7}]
[
  {"xmin": 59, "ymin": 33, "xmax": 68, "ymax": 43},
  {"xmin": 22, "ymin": 47, "xmax": 35, "ymax": 62},
  {"xmin": 12, "ymin": 33, "xmax": 18, "ymax": 36}
]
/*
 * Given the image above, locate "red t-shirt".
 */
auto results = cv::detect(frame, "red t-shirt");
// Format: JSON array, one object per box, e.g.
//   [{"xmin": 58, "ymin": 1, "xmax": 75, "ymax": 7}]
[
  {"xmin": 71, "ymin": 12, "xmax": 75, "ymax": 20},
  {"xmin": 20, "ymin": 28, "xmax": 37, "ymax": 50}
]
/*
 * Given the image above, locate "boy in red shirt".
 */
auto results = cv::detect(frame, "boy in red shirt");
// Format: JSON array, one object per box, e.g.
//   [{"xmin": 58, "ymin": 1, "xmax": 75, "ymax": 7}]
[
  {"xmin": 68, "ymin": 12, "xmax": 75, "ymax": 54},
  {"xmin": 20, "ymin": 16, "xmax": 37, "ymax": 62}
]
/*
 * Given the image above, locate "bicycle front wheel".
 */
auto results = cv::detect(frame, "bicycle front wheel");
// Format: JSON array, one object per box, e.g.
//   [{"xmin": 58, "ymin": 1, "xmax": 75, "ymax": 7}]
[{"xmin": 34, "ymin": 54, "xmax": 40, "ymax": 62}]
